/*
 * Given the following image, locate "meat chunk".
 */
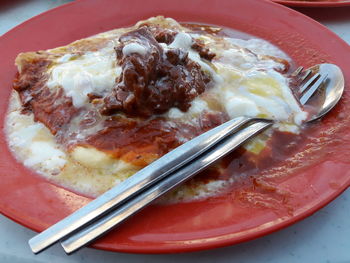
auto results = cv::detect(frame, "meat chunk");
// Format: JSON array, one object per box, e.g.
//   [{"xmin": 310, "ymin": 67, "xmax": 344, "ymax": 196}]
[
  {"xmin": 101, "ymin": 27, "xmax": 212, "ymax": 117},
  {"xmin": 13, "ymin": 55, "xmax": 78, "ymax": 134}
]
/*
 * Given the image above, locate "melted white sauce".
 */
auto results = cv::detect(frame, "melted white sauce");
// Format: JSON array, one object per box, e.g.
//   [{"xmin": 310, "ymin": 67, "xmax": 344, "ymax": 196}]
[
  {"xmin": 47, "ymin": 43, "xmax": 121, "ymax": 108},
  {"xmin": 24, "ymin": 142, "xmax": 66, "ymax": 170},
  {"xmin": 6, "ymin": 107, "xmax": 67, "ymax": 174},
  {"xmin": 122, "ymin": 42, "xmax": 148, "ymax": 56}
]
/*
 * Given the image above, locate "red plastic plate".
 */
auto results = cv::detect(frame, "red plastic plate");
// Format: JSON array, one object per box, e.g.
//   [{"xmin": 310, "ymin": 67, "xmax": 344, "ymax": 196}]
[{"xmin": 0, "ymin": 0, "xmax": 349, "ymax": 254}]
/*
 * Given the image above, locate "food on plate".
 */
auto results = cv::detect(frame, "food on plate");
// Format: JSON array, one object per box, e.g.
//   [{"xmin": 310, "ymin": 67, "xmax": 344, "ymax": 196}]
[{"xmin": 5, "ymin": 16, "xmax": 309, "ymax": 202}]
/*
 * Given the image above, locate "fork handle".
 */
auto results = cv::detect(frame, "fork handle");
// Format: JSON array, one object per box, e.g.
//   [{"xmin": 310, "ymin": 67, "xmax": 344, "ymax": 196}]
[{"xmin": 61, "ymin": 120, "xmax": 273, "ymax": 254}]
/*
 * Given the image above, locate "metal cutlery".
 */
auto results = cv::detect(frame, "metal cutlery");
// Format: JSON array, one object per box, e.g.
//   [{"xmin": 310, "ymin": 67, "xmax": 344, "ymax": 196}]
[{"xmin": 29, "ymin": 63, "xmax": 344, "ymax": 254}]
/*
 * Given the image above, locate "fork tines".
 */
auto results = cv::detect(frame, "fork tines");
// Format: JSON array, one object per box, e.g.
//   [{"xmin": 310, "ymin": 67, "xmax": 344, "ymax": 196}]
[{"xmin": 300, "ymin": 73, "xmax": 328, "ymax": 105}]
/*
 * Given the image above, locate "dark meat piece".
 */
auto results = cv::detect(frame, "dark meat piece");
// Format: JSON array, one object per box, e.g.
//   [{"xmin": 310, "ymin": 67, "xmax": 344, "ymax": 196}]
[
  {"xmin": 13, "ymin": 56, "xmax": 78, "ymax": 135},
  {"xmin": 149, "ymin": 26, "xmax": 177, "ymax": 44},
  {"xmin": 101, "ymin": 27, "xmax": 212, "ymax": 117},
  {"xmin": 136, "ymin": 23, "xmax": 177, "ymax": 44},
  {"xmin": 191, "ymin": 39, "xmax": 216, "ymax": 61}
]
